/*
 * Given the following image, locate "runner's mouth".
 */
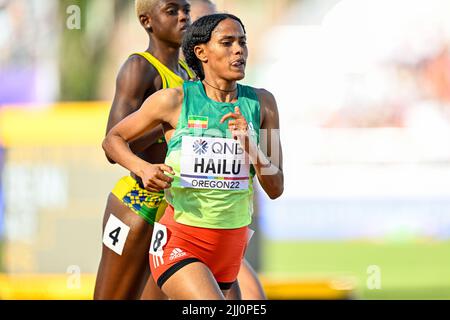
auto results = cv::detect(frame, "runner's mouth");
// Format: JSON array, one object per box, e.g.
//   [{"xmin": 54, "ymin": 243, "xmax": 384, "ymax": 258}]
[{"xmin": 231, "ymin": 59, "xmax": 246, "ymax": 68}]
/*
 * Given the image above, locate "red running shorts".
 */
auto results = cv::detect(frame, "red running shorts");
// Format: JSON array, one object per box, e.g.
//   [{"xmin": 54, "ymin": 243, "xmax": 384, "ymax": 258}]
[{"xmin": 149, "ymin": 205, "xmax": 249, "ymax": 290}]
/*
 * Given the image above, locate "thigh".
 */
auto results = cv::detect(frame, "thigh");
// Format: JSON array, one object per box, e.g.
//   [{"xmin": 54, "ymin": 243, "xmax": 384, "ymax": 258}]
[
  {"xmin": 237, "ymin": 258, "xmax": 267, "ymax": 300},
  {"xmin": 161, "ymin": 261, "xmax": 225, "ymax": 300},
  {"xmin": 140, "ymin": 273, "xmax": 168, "ymax": 300},
  {"xmin": 94, "ymin": 193, "xmax": 162, "ymax": 299},
  {"xmin": 225, "ymin": 280, "xmax": 242, "ymax": 300}
]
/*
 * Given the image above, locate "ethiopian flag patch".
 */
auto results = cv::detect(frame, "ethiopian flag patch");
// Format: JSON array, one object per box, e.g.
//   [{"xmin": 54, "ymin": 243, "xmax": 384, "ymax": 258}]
[{"xmin": 188, "ymin": 115, "xmax": 208, "ymax": 129}]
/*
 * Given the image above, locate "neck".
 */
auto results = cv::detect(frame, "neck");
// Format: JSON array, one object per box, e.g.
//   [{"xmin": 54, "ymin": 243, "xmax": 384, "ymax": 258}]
[
  {"xmin": 146, "ymin": 36, "xmax": 181, "ymax": 73},
  {"xmin": 202, "ymin": 77, "xmax": 238, "ymax": 103}
]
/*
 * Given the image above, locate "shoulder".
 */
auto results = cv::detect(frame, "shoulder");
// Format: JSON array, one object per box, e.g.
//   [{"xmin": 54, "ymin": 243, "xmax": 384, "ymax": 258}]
[
  {"xmin": 253, "ymin": 88, "xmax": 277, "ymax": 112},
  {"xmin": 253, "ymin": 88, "xmax": 276, "ymax": 105},
  {"xmin": 117, "ymin": 54, "xmax": 160, "ymax": 86},
  {"xmin": 140, "ymin": 87, "xmax": 183, "ymax": 125},
  {"xmin": 252, "ymin": 88, "xmax": 279, "ymax": 127},
  {"xmin": 147, "ymin": 86, "xmax": 184, "ymax": 108}
]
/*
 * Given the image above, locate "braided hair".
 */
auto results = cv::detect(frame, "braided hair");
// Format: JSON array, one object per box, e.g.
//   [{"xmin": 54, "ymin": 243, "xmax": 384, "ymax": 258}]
[{"xmin": 182, "ymin": 13, "xmax": 246, "ymax": 80}]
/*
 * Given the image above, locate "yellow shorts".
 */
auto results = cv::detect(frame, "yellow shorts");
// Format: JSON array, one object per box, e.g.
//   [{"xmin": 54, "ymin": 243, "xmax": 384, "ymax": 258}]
[{"xmin": 111, "ymin": 176, "xmax": 167, "ymax": 225}]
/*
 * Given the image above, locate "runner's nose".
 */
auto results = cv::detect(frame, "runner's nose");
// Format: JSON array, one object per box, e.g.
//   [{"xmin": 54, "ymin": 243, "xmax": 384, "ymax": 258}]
[{"xmin": 179, "ymin": 9, "xmax": 189, "ymax": 23}]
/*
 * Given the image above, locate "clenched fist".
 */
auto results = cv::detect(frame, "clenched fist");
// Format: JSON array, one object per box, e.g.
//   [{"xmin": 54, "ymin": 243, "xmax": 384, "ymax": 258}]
[{"xmin": 137, "ymin": 163, "xmax": 175, "ymax": 192}]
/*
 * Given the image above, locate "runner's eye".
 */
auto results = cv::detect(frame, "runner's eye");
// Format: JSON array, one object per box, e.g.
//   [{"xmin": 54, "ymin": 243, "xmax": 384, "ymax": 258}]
[{"xmin": 166, "ymin": 8, "xmax": 177, "ymax": 15}]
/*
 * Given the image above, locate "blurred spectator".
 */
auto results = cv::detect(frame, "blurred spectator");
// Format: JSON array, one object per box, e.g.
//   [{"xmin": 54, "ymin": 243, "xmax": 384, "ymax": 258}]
[
  {"xmin": 0, "ymin": 146, "xmax": 4, "ymax": 241},
  {"xmin": 0, "ymin": 0, "xmax": 58, "ymax": 105},
  {"xmin": 420, "ymin": 45, "xmax": 450, "ymax": 104},
  {"xmin": 323, "ymin": 40, "xmax": 450, "ymax": 128},
  {"xmin": 190, "ymin": 0, "xmax": 216, "ymax": 22}
]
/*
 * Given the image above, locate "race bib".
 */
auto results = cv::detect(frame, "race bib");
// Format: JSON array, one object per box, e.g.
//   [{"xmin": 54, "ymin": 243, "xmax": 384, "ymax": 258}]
[
  {"xmin": 180, "ymin": 136, "xmax": 250, "ymax": 190},
  {"xmin": 149, "ymin": 222, "xmax": 168, "ymax": 268},
  {"xmin": 102, "ymin": 214, "xmax": 130, "ymax": 256}
]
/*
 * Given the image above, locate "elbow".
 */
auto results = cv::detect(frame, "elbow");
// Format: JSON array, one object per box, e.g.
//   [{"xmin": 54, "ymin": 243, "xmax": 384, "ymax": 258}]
[
  {"xmin": 101, "ymin": 137, "xmax": 108, "ymax": 154},
  {"xmin": 105, "ymin": 155, "xmax": 116, "ymax": 164},
  {"xmin": 268, "ymin": 184, "xmax": 284, "ymax": 200},
  {"xmin": 102, "ymin": 137, "xmax": 114, "ymax": 163},
  {"xmin": 262, "ymin": 172, "xmax": 284, "ymax": 200}
]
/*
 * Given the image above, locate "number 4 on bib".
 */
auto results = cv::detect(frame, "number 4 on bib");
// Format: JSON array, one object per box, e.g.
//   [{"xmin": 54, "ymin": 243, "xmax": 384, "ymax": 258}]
[
  {"xmin": 102, "ymin": 214, "xmax": 130, "ymax": 255},
  {"xmin": 109, "ymin": 227, "xmax": 121, "ymax": 246}
]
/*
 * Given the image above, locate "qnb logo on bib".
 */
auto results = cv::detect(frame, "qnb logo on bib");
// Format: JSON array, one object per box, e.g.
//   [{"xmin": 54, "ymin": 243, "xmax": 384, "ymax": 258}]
[
  {"xmin": 180, "ymin": 136, "xmax": 250, "ymax": 190},
  {"xmin": 193, "ymin": 139, "xmax": 208, "ymax": 155}
]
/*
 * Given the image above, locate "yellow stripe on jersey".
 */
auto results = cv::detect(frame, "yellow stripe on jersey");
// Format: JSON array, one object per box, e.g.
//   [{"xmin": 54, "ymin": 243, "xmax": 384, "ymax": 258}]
[{"xmin": 132, "ymin": 52, "xmax": 195, "ymax": 89}]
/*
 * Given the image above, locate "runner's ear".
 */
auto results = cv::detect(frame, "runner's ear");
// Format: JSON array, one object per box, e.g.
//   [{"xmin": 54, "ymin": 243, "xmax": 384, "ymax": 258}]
[
  {"xmin": 139, "ymin": 14, "xmax": 153, "ymax": 32},
  {"xmin": 194, "ymin": 44, "xmax": 208, "ymax": 63}
]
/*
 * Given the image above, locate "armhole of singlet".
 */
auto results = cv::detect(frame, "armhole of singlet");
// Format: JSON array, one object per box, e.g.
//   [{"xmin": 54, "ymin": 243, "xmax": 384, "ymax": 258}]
[
  {"xmin": 248, "ymin": 86, "xmax": 263, "ymax": 129},
  {"xmin": 131, "ymin": 52, "xmax": 168, "ymax": 89},
  {"xmin": 166, "ymin": 81, "xmax": 189, "ymax": 148},
  {"xmin": 252, "ymin": 87, "xmax": 262, "ymax": 130},
  {"xmin": 243, "ymin": 85, "xmax": 261, "ymax": 178}
]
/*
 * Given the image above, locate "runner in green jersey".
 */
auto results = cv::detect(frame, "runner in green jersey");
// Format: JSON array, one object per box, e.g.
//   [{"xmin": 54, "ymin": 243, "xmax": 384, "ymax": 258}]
[{"xmin": 103, "ymin": 13, "xmax": 284, "ymax": 299}]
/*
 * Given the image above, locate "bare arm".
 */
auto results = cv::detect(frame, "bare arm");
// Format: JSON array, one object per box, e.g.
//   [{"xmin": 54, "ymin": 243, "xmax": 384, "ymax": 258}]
[
  {"xmin": 105, "ymin": 55, "xmax": 163, "ymax": 163},
  {"xmin": 256, "ymin": 89, "xmax": 284, "ymax": 199},
  {"xmin": 102, "ymin": 88, "xmax": 182, "ymax": 192},
  {"xmin": 220, "ymin": 89, "xmax": 284, "ymax": 199}
]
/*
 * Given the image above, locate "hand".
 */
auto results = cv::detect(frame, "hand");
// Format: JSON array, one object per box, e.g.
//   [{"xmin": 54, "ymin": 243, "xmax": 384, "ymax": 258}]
[
  {"xmin": 220, "ymin": 106, "xmax": 249, "ymax": 144},
  {"xmin": 138, "ymin": 163, "xmax": 175, "ymax": 192}
]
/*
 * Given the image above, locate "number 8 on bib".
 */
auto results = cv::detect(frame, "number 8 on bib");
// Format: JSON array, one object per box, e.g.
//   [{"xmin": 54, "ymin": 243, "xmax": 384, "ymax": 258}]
[{"xmin": 149, "ymin": 222, "xmax": 168, "ymax": 268}]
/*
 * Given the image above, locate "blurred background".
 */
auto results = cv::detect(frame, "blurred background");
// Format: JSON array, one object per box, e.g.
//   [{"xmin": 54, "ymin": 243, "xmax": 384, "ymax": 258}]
[{"xmin": 1, "ymin": 0, "xmax": 450, "ymax": 300}]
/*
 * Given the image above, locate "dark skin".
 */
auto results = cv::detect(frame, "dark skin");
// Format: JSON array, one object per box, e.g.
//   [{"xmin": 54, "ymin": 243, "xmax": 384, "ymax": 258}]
[
  {"xmin": 94, "ymin": 0, "xmax": 190, "ymax": 300},
  {"xmin": 105, "ymin": 0, "xmax": 191, "ymax": 164},
  {"xmin": 95, "ymin": 1, "xmax": 258, "ymax": 300},
  {"xmin": 102, "ymin": 18, "xmax": 284, "ymax": 299}
]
